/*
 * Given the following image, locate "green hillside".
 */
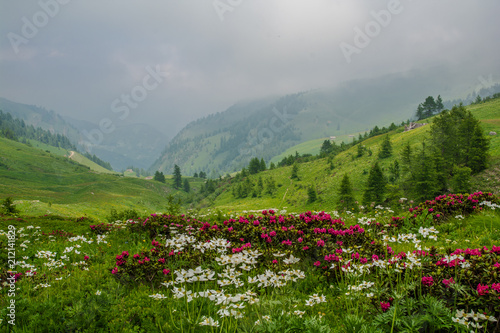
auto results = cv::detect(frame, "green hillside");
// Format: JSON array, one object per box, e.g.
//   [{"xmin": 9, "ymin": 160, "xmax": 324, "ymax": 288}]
[
  {"xmin": 205, "ymin": 98, "xmax": 500, "ymax": 213},
  {"xmin": 0, "ymin": 137, "xmax": 192, "ymax": 219}
]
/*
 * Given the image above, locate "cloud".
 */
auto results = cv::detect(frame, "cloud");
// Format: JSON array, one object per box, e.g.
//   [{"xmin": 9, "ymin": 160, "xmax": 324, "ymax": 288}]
[{"xmin": 0, "ymin": 0, "xmax": 499, "ymax": 135}]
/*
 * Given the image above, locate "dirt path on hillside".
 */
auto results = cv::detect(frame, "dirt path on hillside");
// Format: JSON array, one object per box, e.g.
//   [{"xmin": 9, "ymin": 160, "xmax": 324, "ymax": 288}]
[{"xmin": 68, "ymin": 151, "xmax": 75, "ymax": 159}]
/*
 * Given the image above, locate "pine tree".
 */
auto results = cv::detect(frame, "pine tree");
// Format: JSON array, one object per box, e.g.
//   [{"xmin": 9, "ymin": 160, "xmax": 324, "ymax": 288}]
[
  {"xmin": 320, "ymin": 140, "xmax": 332, "ymax": 156},
  {"xmin": 388, "ymin": 159, "xmax": 400, "ymax": 184},
  {"xmin": 248, "ymin": 158, "xmax": 261, "ymax": 174},
  {"xmin": 362, "ymin": 162, "xmax": 386, "ymax": 206},
  {"xmin": 338, "ymin": 174, "xmax": 355, "ymax": 210},
  {"xmin": 183, "ymin": 179, "xmax": 190, "ymax": 193},
  {"xmin": 291, "ymin": 163, "xmax": 299, "ymax": 180},
  {"xmin": 265, "ymin": 177, "xmax": 276, "ymax": 195},
  {"xmin": 154, "ymin": 171, "xmax": 166, "ymax": 183},
  {"xmin": 378, "ymin": 135, "xmax": 392, "ymax": 159},
  {"xmin": 260, "ymin": 158, "xmax": 266, "ymax": 171},
  {"xmin": 173, "ymin": 165, "xmax": 182, "ymax": 189},
  {"xmin": 307, "ymin": 186, "xmax": 317, "ymax": 203},
  {"xmin": 436, "ymin": 95, "xmax": 444, "ymax": 112}
]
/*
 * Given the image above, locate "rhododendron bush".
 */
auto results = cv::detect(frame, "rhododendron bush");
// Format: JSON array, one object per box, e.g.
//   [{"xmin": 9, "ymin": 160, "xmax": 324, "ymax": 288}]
[{"xmin": 1, "ymin": 193, "xmax": 499, "ymax": 332}]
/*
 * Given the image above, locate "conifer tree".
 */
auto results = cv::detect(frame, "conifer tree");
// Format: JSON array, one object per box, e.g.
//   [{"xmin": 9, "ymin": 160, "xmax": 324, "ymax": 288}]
[
  {"xmin": 291, "ymin": 163, "xmax": 299, "ymax": 180},
  {"xmin": 260, "ymin": 158, "xmax": 266, "ymax": 171},
  {"xmin": 183, "ymin": 179, "xmax": 190, "ymax": 193},
  {"xmin": 378, "ymin": 135, "xmax": 392, "ymax": 159},
  {"xmin": 362, "ymin": 162, "xmax": 386, "ymax": 206},
  {"xmin": 173, "ymin": 165, "xmax": 182, "ymax": 189},
  {"xmin": 307, "ymin": 186, "xmax": 317, "ymax": 203},
  {"xmin": 338, "ymin": 174, "xmax": 355, "ymax": 210}
]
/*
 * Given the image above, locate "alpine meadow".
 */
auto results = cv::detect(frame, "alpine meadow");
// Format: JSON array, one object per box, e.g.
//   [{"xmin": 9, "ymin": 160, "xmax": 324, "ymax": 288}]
[{"xmin": 1, "ymin": 1, "xmax": 500, "ymax": 332}]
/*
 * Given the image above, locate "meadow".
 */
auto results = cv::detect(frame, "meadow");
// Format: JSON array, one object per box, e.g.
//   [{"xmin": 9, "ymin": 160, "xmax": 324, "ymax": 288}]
[{"xmin": 1, "ymin": 192, "xmax": 499, "ymax": 332}]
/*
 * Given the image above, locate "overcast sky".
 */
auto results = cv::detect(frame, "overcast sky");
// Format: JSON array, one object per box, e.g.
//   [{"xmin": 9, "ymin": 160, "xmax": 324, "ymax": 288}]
[{"xmin": 1, "ymin": 0, "xmax": 499, "ymax": 135}]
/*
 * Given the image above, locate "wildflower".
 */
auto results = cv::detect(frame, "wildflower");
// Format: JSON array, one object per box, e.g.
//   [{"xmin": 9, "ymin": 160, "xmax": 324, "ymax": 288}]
[
  {"xmin": 477, "ymin": 284, "xmax": 489, "ymax": 296},
  {"xmin": 380, "ymin": 302, "xmax": 390, "ymax": 312},
  {"xmin": 163, "ymin": 269, "xmax": 170, "ymax": 275},
  {"xmin": 84, "ymin": 255, "xmax": 89, "ymax": 261},
  {"xmin": 199, "ymin": 316, "xmax": 219, "ymax": 327},
  {"xmin": 95, "ymin": 290, "xmax": 101, "ymax": 295},
  {"xmin": 442, "ymin": 277, "xmax": 455, "ymax": 288},
  {"xmin": 421, "ymin": 276, "xmax": 434, "ymax": 286},
  {"xmin": 317, "ymin": 239, "xmax": 325, "ymax": 247}
]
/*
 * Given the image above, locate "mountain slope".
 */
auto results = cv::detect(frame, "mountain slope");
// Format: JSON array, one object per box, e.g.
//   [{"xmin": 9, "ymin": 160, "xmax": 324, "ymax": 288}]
[
  {"xmin": 152, "ymin": 69, "xmax": 464, "ymax": 176},
  {"xmin": 0, "ymin": 97, "xmax": 168, "ymax": 171},
  {"xmin": 203, "ymin": 98, "xmax": 500, "ymax": 212},
  {"xmin": 0, "ymin": 137, "xmax": 185, "ymax": 219}
]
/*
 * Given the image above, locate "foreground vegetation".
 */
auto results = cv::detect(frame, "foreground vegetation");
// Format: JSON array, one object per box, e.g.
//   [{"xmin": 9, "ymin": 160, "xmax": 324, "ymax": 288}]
[{"xmin": 1, "ymin": 192, "xmax": 499, "ymax": 332}]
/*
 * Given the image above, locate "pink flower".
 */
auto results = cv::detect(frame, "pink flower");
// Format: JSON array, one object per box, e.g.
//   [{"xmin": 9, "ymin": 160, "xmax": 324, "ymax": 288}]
[
  {"xmin": 297, "ymin": 237, "xmax": 303, "ymax": 243},
  {"xmin": 491, "ymin": 283, "xmax": 500, "ymax": 293},
  {"xmin": 111, "ymin": 267, "xmax": 119, "ymax": 274},
  {"xmin": 84, "ymin": 255, "xmax": 89, "ymax": 261},
  {"xmin": 422, "ymin": 276, "xmax": 434, "ymax": 286},
  {"xmin": 282, "ymin": 239, "xmax": 292, "ymax": 246},
  {"xmin": 253, "ymin": 220, "xmax": 260, "ymax": 226},
  {"xmin": 282, "ymin": 226, "xmax": 288, "ymax": 231},
  {"xmin": 158, "ymin": 258, "xmax": 165, "ymax": 264},
  {"xmin": 272, "ymin": 259, "xmax": 278, "ymax": 264},
  {"xmin": 269, "ymin": 231, "xmax": 276, "ymax": 237},
  {"xmin": 261, "ymin": 233, "xmax": 268, "ymax": 238},
  {"xmin": 317, "ymin": 239, "xmax": 325, "ymax": 247},
  {"xmin": 494, "ymin": 262, "xmax": 500, "ymax": 269},
  {"xmin": 477, "ymin": 284, "xmax": 489, "ymax": 296},
  {"xmin": 428, "ymin": 208, "xmax": 434, "ymax": 212},
  {"xmin": 163, "ymin": 269, "xmax": 170, "ymax": 275},
  {"xmin": 121, "ymin": 251, "xmax": 129, "ymax": 257},
  {"xmin": 442, "ymin": 277, "xmax": 455, "ymax": 288},
  {"xmin": 313, "ymin": 261, "xmax": 321, "ymax": 267},
  {"xmin": 380, "ymin": 302, "xmax": 390, "ymax": 312},
  {"xmin": 133, "ymin": 254, "xmax": 140, "ymax": 259},
  {"xmin": 372, "ymin": 254, "xmax": 379, "ymax": 261},
  {"xmin": 303, "ymin": 246, "xmax": 309, "ymax": 250}
]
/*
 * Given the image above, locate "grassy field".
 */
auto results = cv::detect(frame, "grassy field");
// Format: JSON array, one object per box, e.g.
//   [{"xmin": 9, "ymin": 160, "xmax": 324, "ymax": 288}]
[
  {"xmin": 0, "ymin": 137, "xmax": 192, "ymax": 219},
  {"xmin": 1, "ymin": 195, "xmax": 499, "ymax": 332},
  {"xmin": 209, "ymin": 99, "xmax": 500, "ymax": 213}
]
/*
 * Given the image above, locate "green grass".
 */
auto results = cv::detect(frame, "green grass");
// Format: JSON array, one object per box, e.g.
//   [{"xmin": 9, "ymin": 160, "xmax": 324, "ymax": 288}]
[
  {"xmin": 0, "ymin": 137, "xmax": 191, "ymax": 219},
  {"xmin": 208, "ymin": 99, "xmax": 500, "ymax": 213}
]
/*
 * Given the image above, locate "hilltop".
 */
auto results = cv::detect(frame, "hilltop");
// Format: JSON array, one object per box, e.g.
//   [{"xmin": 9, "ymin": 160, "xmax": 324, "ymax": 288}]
[
  {"xmin": 0, "ymin": 136, "xmax": 198, "ymax": 219},
  {"xmin": 195, "ymin": 98, "xmax": 500, "ymax": 212}
]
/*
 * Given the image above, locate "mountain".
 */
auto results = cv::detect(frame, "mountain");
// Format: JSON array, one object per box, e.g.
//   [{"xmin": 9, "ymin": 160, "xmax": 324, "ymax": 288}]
[
  {"xmin": 200, "ymin": 97, "xmax": 500, "ymax": 212},
  {"xmin": 0, "ymin": 97, "xmax": 168, "ymax": 171},
  {"xmin": 0, "ymin": 135, "xmax": 185, "ymax": 219},
  {"xmin": 64, "ymin": 116, "xmax": 168, "ymax": 171},
  {"xmin": 151, "ymin": 69, "xmax": 464, "ymax": 176}
]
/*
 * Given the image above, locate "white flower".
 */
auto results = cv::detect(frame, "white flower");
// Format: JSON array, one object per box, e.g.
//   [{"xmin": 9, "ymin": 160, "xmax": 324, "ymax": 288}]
[
  {"xmin": 199, "ymin": 316, "xmax": 219, "ymax": 327},
  {"xmin": 95, "ymin": 290, "xmax": 101, "ymax": 295}
]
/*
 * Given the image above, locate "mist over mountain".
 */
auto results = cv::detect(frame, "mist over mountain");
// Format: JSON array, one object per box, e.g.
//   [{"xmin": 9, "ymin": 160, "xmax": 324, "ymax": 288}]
[
  {"xmin": 0, "ymin": 97, "xmax": 168, "ymax": 171},
  {"xmin": 151, "ymin": 67, "xmax": 490, "ymax": 176}
]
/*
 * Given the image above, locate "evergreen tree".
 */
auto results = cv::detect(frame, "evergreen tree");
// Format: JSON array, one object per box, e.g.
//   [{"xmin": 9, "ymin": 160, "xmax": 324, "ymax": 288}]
[
  {"xmin": 291, "ymin": 163, "xmax": 299, "ymax": 180},
  {"xmin": 356, "ymin": 144, "xmax": 364, "ymax": 158},
  {"xmin": 430, "ymin": 104, "xmax": 489, "ymax": 174},
  {"xmin": 173, "ymin": 165, "xmax": 182, "ymax": 189},
  {"xmin": 1, "ymin": 197, "xmax": 19, "ymax": 216},
  {"xmin": 193, "ymin": 172, "xmax": 199, "ymax": 178},
  {"xmin": 248, "ymin": 158, "xmax": 261, "ymax": 174},
  {"xmin": 452, "ymin": 166, "xmax": 471, "ymax": 193},
  {"xmin": 307, "ymin": 186, "xmax": 317, "ymax": 203},
  {"xmin": 378, "ymin": 135, "xmax": 393, "ymax": 159},
  {"xmin": 320, "ymin": 140, "xmax": 332, "ymax": 156},
  {"xmin": 338, "ymin": 174, "xmax": 355, "ymax": 210},
  {"xmin": 436, "ymin": 95, "xmax": 444, "ymax": 112},
  {"xmin": 260, "ymin": 158, "xmax": 266, "ymax": 171},
  {"xmin": 422, "ymin": 96, "xmax": 437, "ymax": 118},
  {"xmin": 269, "ymin": 162, "xmax": 276, "ymax": 170},
  {"xmin": 362, "ymin": 162, "xmax": 386, "ymax": 206},
  {"xmin": 154, "ymin": 171, "xmax": 166, "ymax": 183},
  {"xmin": 388, "ymin": 159, "xmax": 400, "ymax": 184},
  {"xmin": 183, "ymin": 178, "xmax": 190, "ymax": 193},
  {"xmin": 265, "ymin": 177, "xmax": 276, "ymax": 195},
  {"xmin": 411, "ymin": 143, "xmax": 438, "ymax": 202}
]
